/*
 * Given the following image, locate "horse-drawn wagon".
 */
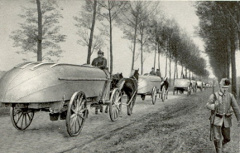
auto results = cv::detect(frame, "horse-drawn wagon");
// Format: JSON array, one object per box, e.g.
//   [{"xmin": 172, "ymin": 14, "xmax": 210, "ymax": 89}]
[
  {"xmin": 173, "ymin": 78, "xmax": 191, "ymax": 95},
  {"xmin": 137, "ymin": 74, "xmax": 161, "ymax": 104},
  {"xmin": 0, "ymin": 62, "xmax": 122, "ymax": 136}
]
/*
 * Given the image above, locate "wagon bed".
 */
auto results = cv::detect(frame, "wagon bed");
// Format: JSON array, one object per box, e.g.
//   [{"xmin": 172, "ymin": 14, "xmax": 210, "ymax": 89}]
[{"xmin": 0, "ymin": 62, "xmax": 122, "ymax": 136}]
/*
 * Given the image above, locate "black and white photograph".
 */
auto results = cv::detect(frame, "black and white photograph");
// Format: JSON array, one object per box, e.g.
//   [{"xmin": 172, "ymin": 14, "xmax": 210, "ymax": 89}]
[{"xmin": 0, "ymin": 0, "xmax": 240, "ymax": 153}]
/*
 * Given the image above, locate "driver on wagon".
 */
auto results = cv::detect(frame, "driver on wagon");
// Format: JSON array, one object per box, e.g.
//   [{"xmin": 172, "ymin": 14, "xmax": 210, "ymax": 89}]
[{"xmin": 91, "ymin": 50, "xmax": 107, "ymax": 70}]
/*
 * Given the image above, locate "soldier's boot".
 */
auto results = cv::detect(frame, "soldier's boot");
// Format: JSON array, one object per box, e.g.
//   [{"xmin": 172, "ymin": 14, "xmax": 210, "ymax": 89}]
[
  {"xmin": 214, "ymin": 141, "xmax": 222, "ymax": 153},
  {"xmin": 222, "ymin": 140, "xmax": 230, "ymax": 153}
]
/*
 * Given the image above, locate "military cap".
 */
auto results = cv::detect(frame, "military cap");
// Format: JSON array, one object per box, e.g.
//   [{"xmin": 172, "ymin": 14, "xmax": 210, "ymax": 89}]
[
  {"xmin": 220, "ymin": 78, "xmax": 231, "ymax": 87},
  {"xmin": 98, "ymin": 50, "xmax": 103, "ymax": 55}
]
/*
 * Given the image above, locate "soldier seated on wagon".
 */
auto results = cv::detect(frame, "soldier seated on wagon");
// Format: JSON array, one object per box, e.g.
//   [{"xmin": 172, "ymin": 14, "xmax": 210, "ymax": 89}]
[
  {"xmin": 91, "ymin": 50, "xmax": 107, "ymax": 70},
  {"xmin": 150, "ymin": 67, "xmax": 156, "ymax": 75}
]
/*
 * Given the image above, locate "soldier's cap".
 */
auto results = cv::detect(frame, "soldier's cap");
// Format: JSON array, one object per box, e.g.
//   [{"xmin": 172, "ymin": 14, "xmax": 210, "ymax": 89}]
[
  {"xmin": 220, "ymin": 78, "xmax": 231, "ymax": 87},
  {"xmin": 98, "ymin": 50, "xmax": 103, "ymax": 55}
]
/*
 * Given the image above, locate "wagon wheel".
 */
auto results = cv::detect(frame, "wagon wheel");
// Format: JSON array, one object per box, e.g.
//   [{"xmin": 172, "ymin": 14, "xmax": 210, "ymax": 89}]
[
  {"xmin": 10, "ymin": 106, "xmax": 34, "ymax": 130},
  {"xmin": 161, "ymin": 87, "xmax": 166, "ymax": 102},
  {"xmin": 66, "ymin": 91, "xmax": 87, "ymax": 137},
  {"xmin": 151, "ymin": 87, "xmax": 157, "ymax": 105},
  {"xmin": 109, "ymin": 88, "xmax": 122, "ymax": 121}
]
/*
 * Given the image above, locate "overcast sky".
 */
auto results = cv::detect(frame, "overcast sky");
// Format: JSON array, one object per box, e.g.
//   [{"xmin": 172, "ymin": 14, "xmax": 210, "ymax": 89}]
[{"xmin": 0, "ymin": 0, "xmax": 238, "ymax": 78}]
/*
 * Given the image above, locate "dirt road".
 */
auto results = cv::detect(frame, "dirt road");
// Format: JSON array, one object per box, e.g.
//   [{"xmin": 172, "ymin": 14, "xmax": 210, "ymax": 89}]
[{"xmin": 0, "ymin": 89, "xmax": 239, "ymax": 153}]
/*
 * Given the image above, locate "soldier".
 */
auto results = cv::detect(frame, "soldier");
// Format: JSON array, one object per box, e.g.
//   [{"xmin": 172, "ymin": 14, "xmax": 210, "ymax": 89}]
[
  {"xmin": 91, "ymin": 50, "xmax": 107, "ymax": 114},
  {"xmin": 206, "ymin": 78, "xmax": 240, "ymax": 153},
  {"xmin": 91, "ymin": 50, "xmax": 107, "ymax": 70},
  {"xmin": 150, "ymin": 67, "xmax": 156, "ymax": 75}
]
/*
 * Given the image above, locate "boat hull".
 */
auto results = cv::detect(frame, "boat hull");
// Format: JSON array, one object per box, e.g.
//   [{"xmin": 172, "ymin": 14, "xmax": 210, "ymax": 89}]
[
  {"xmin": 138, "ymin": 75, "xmax": 161, "ymax": 94},
  {"xmin": 0, "ymin": 62, "xmax": 109, "ymax": 103}
]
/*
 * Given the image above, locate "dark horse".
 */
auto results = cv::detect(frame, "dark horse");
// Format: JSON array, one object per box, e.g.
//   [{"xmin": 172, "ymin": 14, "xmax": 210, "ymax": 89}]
[
  {"xmin": 107, "ymin": 70, "xmax": 139, "ymax": 115},
  {"xmin": 123, "ymin": 69, "xmax": 139, "ymax": 115}
]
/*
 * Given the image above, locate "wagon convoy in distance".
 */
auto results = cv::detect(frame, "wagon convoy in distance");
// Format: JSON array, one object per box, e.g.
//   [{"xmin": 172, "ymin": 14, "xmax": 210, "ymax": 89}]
[
  {"xmin": 0, "ymin": 62, "xmax": 209, "ymax": 137},
  {"xmin": 138, "ymin": 74, "xmax": 161, "ymax": 104},
  {"xmin": 0, "ymin": 62, "xmax": 122, "ymax": 136}
]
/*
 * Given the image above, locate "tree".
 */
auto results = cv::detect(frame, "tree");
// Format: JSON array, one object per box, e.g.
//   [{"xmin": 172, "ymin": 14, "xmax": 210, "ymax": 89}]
[
  {"xmin": 97, "ymin": 1, "xmax": 127, "ymax": 74},
  {"xmin": 195, "ymin": 1, "xmax": 240, "ymax": 96},
  {"xmin": 74, "ymin": 0, "xmax": 105, "ymax": 64},
  {"xmin": 10, "ymin": 0, "xmax": 66, "ymax": 62},
  {"xmin": 119, "ymin": 1, "xmax": 155, "ymax": 71}
]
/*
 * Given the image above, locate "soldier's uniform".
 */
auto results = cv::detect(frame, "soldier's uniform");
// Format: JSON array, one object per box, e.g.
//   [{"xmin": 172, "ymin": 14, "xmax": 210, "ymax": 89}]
[
  {"xmin": 206, "ymin": 79, "xmax": 240, "ymax": 153},
  {"xmin": 91, "ymin": 56, "xmax": 107, "ymax": 70},
  {"xmin": 150, "ymin": 69, "xmax": 156, "ymax": 75}
]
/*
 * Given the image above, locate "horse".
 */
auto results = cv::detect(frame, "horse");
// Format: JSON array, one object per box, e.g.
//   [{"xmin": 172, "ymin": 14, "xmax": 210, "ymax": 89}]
[
  {"xmin": 104, "ymin": 70, "xmax": 139, "ymax": 115},
  {"xmin": 110, "ymin": 73, "xmax": 124, "ymax": 90},
  {"xmin": 121, "ymin": 69, "xmax": 139, "ymax": 115}
]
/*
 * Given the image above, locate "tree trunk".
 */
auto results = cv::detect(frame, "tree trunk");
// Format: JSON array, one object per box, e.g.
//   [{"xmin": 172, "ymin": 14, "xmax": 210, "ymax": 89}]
[
  {"xmin": 87, "ymin": 0, "xmax": 97, "ymax": 64},
  {"xmin": 36, "ymin": 0, "xmax": 42, "ymax": 62},
  {"xmin": 230, "ymin": 29, "xmax": 237, "ymax": 97},
  {"xmin": 153, "ymin": 43, "xmax": 156, "ymax": 69},
  {"xmin": 109, "ymin": 4, "xmax": 113, "ymax": 74},
  {"xmin": 186, "ymin": 69, "xmax": 188, "ymax": 79},
  {"xmin": 227, "ymin": 38, "xmax": 231, "ymax": 78},
  {"xmin": 181, "ymin": 63, "xmax": 184, "ymax": 78},
  {"xmin": 165, "ymin": 56, "xmax": 167, "ymax": 77},
  {"xmin": 131, "ymin": 17, "xmax": 138, "ymax": 70},
  {"xmin": 140, "ymin": 33, "xmax": 143, "ymax": 75},
  {"xmin": 169, "ymin": 55, "xmax": 171, "ymax": 84},
  {"xmin": 173, "ymin": 59, "xmax": 177, "ymax": 85},
  {"xmin": 158, "ymin": 43, "xmax": 160, "ymax": 70}
]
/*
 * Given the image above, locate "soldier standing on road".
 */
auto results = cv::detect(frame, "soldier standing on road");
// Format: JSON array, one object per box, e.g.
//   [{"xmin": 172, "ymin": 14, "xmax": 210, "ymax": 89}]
[
  {"xmin": 206, "ymin": 78, "xmax": 240, "ymax": 153},
  {"xmin": 91, "ymin": 50, "xmax": 107, "ymax": 70}
]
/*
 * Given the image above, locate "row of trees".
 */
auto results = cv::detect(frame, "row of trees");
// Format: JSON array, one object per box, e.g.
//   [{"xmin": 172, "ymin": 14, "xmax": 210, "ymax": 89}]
[
  {"xmin": 195, "ymin": 1, "xmax": 240, "ymax": 96},
  {"xmin": 76, "ymin": 0, "xmax": 208, "ymax": 79},
  {"xmin": 10, "ymin": 0, "xmax": 208, "ymax": 81}
]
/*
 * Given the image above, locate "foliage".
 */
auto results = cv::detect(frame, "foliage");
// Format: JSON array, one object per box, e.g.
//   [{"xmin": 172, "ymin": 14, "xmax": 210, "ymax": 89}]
[{"xmin": 10, "ymin": 0, "xmax": 66, "ymax": 62}]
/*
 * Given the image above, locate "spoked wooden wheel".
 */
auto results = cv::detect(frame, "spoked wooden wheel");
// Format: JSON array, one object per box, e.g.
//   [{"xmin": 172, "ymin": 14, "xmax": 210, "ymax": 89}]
[
  {"xmin": 66, "ymin": 91, "xmax": 87, "ymax": 137},
  {"xmin": 10, "ymin": 106, "xmax": 34, "ymax": 130},
  {"xmin": 161, "ymin": 87, "xmax": 166, "ymax": 102},
  {"xmin": 151, "ymin": 87, "xmax": 157, "ymax": 105},
  {"xmin": 109, "ymin": 88, "xmax": 122, "ymax": 121}
]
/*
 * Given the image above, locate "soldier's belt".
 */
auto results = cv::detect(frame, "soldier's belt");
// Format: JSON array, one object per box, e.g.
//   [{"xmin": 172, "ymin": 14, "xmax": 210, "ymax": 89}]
[
  {"xmin": 216, "ymin": 113, "xmax": 232, "ymax": 118},
  {"xmin": 216, "ymin": 114, "xmax": 223, "ymax": 118}
]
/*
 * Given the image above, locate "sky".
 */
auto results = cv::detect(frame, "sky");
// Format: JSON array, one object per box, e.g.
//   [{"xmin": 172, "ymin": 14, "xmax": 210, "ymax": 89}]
[{"xmin": 0, "ymin": 0, "xmax": 238, "ymax": 78}]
